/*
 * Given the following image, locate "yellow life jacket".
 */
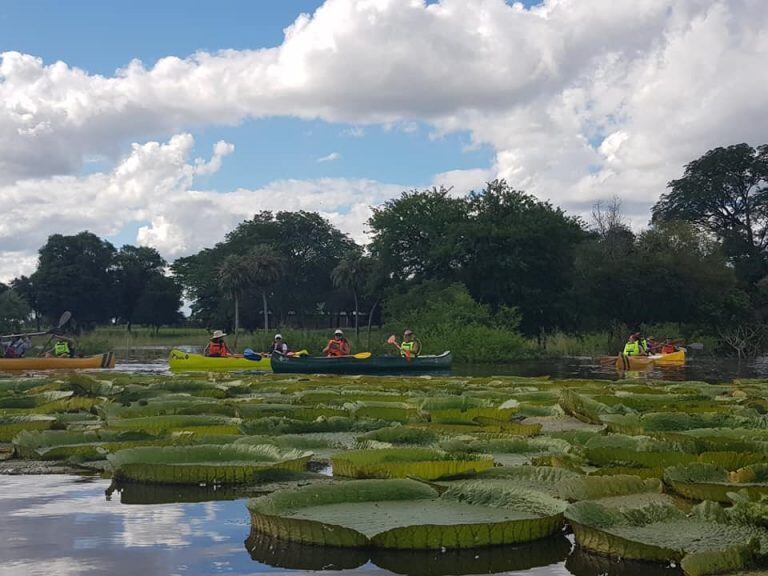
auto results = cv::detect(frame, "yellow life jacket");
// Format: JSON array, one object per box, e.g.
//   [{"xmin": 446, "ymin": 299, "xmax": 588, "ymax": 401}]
[{"xmin": 54, "ymin": 341, "xmax": 70, "ymax": 357}]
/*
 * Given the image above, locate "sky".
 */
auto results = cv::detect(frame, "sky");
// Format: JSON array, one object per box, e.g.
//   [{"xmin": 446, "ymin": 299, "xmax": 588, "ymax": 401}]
[{"xmin": 0, "ymin": 0, "xmax": 767, "ymax": 281}]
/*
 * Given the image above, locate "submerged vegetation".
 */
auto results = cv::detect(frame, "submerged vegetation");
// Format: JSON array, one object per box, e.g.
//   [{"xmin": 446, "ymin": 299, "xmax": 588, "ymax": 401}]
[{"xmin": 7, "ymin": 369, "xmax": 768, "ymax": 573}]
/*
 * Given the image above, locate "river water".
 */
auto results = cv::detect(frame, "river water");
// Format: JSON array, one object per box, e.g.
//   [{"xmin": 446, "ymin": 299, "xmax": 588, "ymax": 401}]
[
  {"xmin": 0, "ymin": 475, "xmax": 680, "ymax": 576},
  {"xmin": 2, "ymin": 350, "xmax": 762, "ymax": 575}
]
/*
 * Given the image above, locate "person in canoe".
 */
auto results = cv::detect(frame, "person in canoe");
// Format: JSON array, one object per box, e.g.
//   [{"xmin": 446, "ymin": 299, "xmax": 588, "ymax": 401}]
[
  {"xmin": 622, "ymin": 334, "xmax": 647, "ymax": 356},
  {"xmin": 53, "ymin": 336, "xmax": 75, "ymax": 358},
  {"xmin": 204, "ymin": 330, "xmax": 232, "ymax": 357},
  {"xmin": 1, "ymin": 336, "xmax": 32, "ymax": 358},
  {"xmin": 269, "ymin": 334, "xmax": 289, "ymax": 355},
  {"xmin": 323, "ymin": 329, "xmax": 350, "ymax": 357},
  {"xmin": 388, "ymin": 329, "xmax": 422, "ymax": 359},
  {"xmin": 661, "ymin": 338, "xmax": 678, "ymax": 354}
]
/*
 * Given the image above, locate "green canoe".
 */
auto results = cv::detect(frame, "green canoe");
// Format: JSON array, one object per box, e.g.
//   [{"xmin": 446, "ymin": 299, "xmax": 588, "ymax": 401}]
[
  {"xmin": 270, "ymin": 351, "xmax": 452, "ymax": 375},
  {"xmin": 169, "ymin": 349, "xmax": 271, "ymax": 372}
]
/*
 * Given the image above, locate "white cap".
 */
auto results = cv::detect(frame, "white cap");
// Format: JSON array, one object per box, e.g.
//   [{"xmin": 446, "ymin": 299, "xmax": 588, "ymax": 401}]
[
  {"xmin": 274, "ymin": 334, "xmax": 283, "ymax": 340},
  {"xmin": 334, "ymin": 329, "xmax": 344, "ymax": 335}
]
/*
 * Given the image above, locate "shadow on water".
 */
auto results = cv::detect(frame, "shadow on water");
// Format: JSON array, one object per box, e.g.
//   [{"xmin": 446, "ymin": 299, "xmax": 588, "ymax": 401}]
[
  {"xmin": 565, "ymin": 546, "xmax": 682, "ymax": 576},
  {"xmin": 245, "ymin": 528, "xmax": 571, "ymax": 575}
]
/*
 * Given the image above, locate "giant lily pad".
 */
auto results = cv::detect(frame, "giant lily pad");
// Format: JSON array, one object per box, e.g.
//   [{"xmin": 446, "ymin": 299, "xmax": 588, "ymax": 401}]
[
  {"xmin": 565, "ymin": 499, "xmax": 764, "ymax": 575},
  {"xmin": 247, "ymin": 478, "xmax": 567, "ymax": 549},
  {"xmin": 108, "ymin": 444, "xmax": 311, "ymax": 484},
  {"xmin": 0, "ymin": 414, "xmax": 56, "ymax": 441},
  {"xmin": 664, "ymin": 462, "xmax": 768, "ymax": 502},
  {"xmin": 331, "ymin": 447, "xmax": 494, "ymax": 480}
]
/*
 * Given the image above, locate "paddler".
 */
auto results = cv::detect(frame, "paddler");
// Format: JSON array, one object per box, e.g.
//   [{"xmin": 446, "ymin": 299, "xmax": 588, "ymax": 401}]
[
  {"xmin": 269, "ymin": 334, "xmax": 289, "ymax": 355},
  {"xmin": 622, "ymin": 334, "xmax": 645, "ymax": 356},
  {"xmin": 388, "ymin": 329, "xmax": 422, "ymax": 358},
  {"xmin": 323, "ymin": 329, "xmax": 350, "ymax": 357},
  {"xmin": 53, "ymin": 336, "xmax": 74, "ymax": 358},
  {"xmin": 204, "ymin": 330, "xmax": 232, "ymax": 357}
]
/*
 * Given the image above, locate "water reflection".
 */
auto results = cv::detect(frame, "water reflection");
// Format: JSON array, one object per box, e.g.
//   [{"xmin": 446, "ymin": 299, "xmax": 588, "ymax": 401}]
[
  {"xmin": 565, "ymin": 546, "xmax": 682, "ymax": 576},
  {"xmin": 108, "ymin": 481, "xmax": 241, "ymax": 505},
  {"xmin": 245, "ymin": 528, "xmax": 571, "ymax": 575}
]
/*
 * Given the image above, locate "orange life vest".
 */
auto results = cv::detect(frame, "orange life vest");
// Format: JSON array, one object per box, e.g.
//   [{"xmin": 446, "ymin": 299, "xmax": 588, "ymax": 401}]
[
  {"xmin": 661, "ymin": 344, "xmax": 676, "ymax": 354},
  {"xmin": 325, "ymin": 339, "xmax": 349, "ymax": 357},
  {"xmin": 207, "ymin": 340, "xmax": 230, "ymax": 357}
]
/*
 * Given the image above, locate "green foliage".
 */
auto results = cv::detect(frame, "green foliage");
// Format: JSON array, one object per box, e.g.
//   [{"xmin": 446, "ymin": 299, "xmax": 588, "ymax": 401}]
[
  {"xmin": 0, "ymin": 289, "xmax": 31, "ymax": 334},
  {"xmin": 383, "ymin": 282, "xmax": 531, "ymax": 362}
]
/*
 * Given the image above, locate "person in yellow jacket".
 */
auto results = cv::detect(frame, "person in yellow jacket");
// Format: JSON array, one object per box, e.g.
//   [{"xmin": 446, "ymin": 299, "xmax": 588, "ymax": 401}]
[
  {"xmin": 388, "ymin": 329, "xmax": 422, "ymax": 359},
  {"xmin": 622, "ymin": 334, "xmax": 646, "ymax": 356}
]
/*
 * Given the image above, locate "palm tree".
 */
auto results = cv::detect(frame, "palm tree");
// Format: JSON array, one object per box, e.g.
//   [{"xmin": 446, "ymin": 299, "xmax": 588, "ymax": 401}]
[
  {"xmin": 331, "ymin": 254, "xmax": 365, "ymax": 339},
  {"xmin": 217, "ymin": 254, "xmax": 254, "ymax": 348},
  {"xmin": 250, "ymin": 248, "xmax": 284, "ymax": 332}
]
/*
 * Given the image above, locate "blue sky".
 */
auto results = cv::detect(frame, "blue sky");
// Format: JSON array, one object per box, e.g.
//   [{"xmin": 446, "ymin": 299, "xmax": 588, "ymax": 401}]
[{"xmin": 0, "ymin": 0, "xmax": 500, "ymax": 195}]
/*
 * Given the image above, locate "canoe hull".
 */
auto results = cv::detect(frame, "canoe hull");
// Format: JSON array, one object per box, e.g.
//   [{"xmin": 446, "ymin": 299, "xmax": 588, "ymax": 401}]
[
  {"xmin": 270, "ymin": 351, "xmax": 452, "ymax": 374},
  {"xmin": 615, "ymin": 349, "xmax": 686, "ymax": 371},
  {"xmin": 0, "ymin": 353, "xmax": 116, "ymax": 371},
  {"xmin": 169, "ymin": 349, "xmax": 271, "ymax": 372}
]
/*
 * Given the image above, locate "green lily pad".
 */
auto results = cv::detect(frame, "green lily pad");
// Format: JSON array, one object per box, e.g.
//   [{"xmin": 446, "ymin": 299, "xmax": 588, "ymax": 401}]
[
  {"xmin": 331, "ymin": 447, "xmax": 494, "ymax": 480},
  {"xmin": 247, "ymin": 478, "xmax": 567, "ymax": 549},
  {"xmin": 108, "ymin": 444, "xmax": 311, "ymax": 484}
]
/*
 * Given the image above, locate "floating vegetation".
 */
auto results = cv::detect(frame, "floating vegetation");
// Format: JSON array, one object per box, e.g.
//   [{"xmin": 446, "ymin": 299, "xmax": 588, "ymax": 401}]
[
  {"xmin": 108, "ymin": 444, "xmax": 311, "ymax": 484},
  {"xmin": 8, "ymin": 370, "xmax": 768, "ymax": 569},
  {"xmin": 247, "ymin": 478, "xmax": 567, "ymax": 549},
  {"xmin": 331, "ymin": 447, "xmax": 494, "ymax": 480}
]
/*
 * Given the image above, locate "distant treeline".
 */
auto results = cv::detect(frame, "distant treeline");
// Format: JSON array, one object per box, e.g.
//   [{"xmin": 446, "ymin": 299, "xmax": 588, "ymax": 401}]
[{"xmin": 2, "ymin": 143, "xmax": 767, "ymax": 357}]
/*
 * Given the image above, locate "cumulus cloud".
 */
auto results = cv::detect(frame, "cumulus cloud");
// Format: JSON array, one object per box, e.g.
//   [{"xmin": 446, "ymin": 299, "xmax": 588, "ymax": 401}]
[
  {"xmin": 1, "ymin": 0, "xmax": 767, "ymax": 275},
  {"xmin": 0, "ymin": 134, "xmax": 403, "ymax": 280},
  {"xmin": 317, "ymin": 151, "xmax": 341, "ymax": 163}
]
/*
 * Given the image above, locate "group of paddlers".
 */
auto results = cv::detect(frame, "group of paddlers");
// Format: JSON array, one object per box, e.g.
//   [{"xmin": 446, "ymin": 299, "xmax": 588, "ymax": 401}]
[
  {"xmin": 203, "ymin": 328, "xmax": 422, "ymax": 359},
  {"xmin": 622, "ymin": 333, "xmax": 679, "ymax": 356}
]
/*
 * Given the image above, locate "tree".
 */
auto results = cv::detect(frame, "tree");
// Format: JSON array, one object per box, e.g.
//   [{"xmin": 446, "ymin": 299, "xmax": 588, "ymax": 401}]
[
  {"xmin": 11, "ymin": 276, "xmax": 41, "ymax": 330},
  {"xmin": 368, "ymin": 188, "xmax": 468, "ymax": 282},
  {"xmin": 652, "ymin": 144, "xmax": 768, "ymax": 284},
  {"xmin": 113, "ymin": 245, "xmax": 167, "ymax": 331},
  {"xmin": 0, "ymin": 289, "xmax": 31, "ymax": 334},
  {"xmin": 331, "ymin": 251, "xmax": 365, "ymax": 338},
  {"xmin": 217, "ymin": 255, "xmax": 254, "ymax": 348},
  {"xmin": 174, "ymin": 211, "xmax": 356, "ymax": 328},
  {"xmin": 133, "ymin": 275, "xmax": 183, "ymax": 334},
  {"xmin": 31, "ymin": 232, "xmax": 116, "ymax": 328},
  {"xmin": 249, "ymin": 248, "xmax": 284, "ymax": 333},
  {"xmin": 460, "ymin": 181, "xmax": 587, "ymax": 335}
]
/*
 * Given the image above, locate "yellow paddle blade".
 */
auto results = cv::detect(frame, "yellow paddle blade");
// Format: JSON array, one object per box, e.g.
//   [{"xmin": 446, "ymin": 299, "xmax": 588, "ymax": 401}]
[
  {"xmin": 293, "ymin": 349, "xmax": 309, "ymax": 357},
  {"xmin": 353, "ymin": 352, "xmax": 372, "ymax": 359}
]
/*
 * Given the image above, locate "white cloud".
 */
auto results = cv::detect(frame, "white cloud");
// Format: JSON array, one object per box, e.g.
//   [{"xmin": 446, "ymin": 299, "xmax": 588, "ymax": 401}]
[
  {"xmin": 431, "ymin": 168, "xmax": 493, "ymax": 196},
  {"xmin": 317, "ymin": 151, "xmax": 341, "ymax": 163},
  {"xmin": 1, "ymin": 0, "xmax": 767, "ymax": 275},
  {"xmin": 0, "ymin": 133, "xmax": 404, "ymax": 280}
]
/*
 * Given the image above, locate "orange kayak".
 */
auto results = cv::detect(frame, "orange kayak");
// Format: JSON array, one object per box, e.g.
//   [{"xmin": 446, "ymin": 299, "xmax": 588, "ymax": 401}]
[
  {"xmin": 0, "ymin": 352, "xmax": 116, "ymax": 371},
  {"xmin": 615, "ymin": 349, "xmax": 686, "ymax": 371}
]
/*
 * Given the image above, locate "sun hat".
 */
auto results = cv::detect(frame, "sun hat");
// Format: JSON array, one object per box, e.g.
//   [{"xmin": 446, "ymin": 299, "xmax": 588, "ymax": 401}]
[
  {"xmin": 274, "ymin": 334, "xmax": 283, "ymax": 340},
  {"xmin": 334, "ymin": 329, "xmax": 344, "ymax": 335},
  {"xmin": 211, "ymin": 330, "xmax": 227, "ymax": 339}
]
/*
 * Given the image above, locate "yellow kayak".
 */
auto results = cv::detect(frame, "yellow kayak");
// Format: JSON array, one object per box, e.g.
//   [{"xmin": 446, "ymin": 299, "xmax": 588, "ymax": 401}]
[
  {"xmin": 616, "ymin": 349, "xmax": 686, "ymax": 371},
  {"xmin": 0, "ymin": 352, "xmax": 116, "ymax": 371},
  {"xmin": 169, "ymin": 349, "xmax": 271, "ymax": 372}
]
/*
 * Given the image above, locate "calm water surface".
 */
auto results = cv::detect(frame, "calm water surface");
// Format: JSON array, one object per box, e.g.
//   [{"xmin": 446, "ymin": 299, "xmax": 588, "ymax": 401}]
[{"xmin": 0, "ymin": 475, "xmax": 680, "ymax": 576}]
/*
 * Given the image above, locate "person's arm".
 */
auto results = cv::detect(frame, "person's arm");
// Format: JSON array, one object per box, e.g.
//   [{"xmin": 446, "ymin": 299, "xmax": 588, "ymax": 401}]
[
  {"xmin": 413, "ymin": 340, "xmax": 422, "ymax": 356},
  {"xmin": 322, "ymin": 341, "xmax": 330, "ymax": 354},
  {"xmin": 342, "ymin": 341, "xmax": 351, "ymax": 355}
]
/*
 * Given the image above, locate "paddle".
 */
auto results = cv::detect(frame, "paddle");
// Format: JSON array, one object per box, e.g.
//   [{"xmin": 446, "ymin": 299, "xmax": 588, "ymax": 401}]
[{"xmin": 1, "ymin": 310, "xmax": 72, "ymax": 340}]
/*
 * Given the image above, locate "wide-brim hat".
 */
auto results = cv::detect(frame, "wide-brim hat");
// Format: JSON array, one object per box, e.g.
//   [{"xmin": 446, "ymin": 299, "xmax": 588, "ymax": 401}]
[{"xmin": 211, "ymin": 330, "xmax": 227, "ymax": 339}]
